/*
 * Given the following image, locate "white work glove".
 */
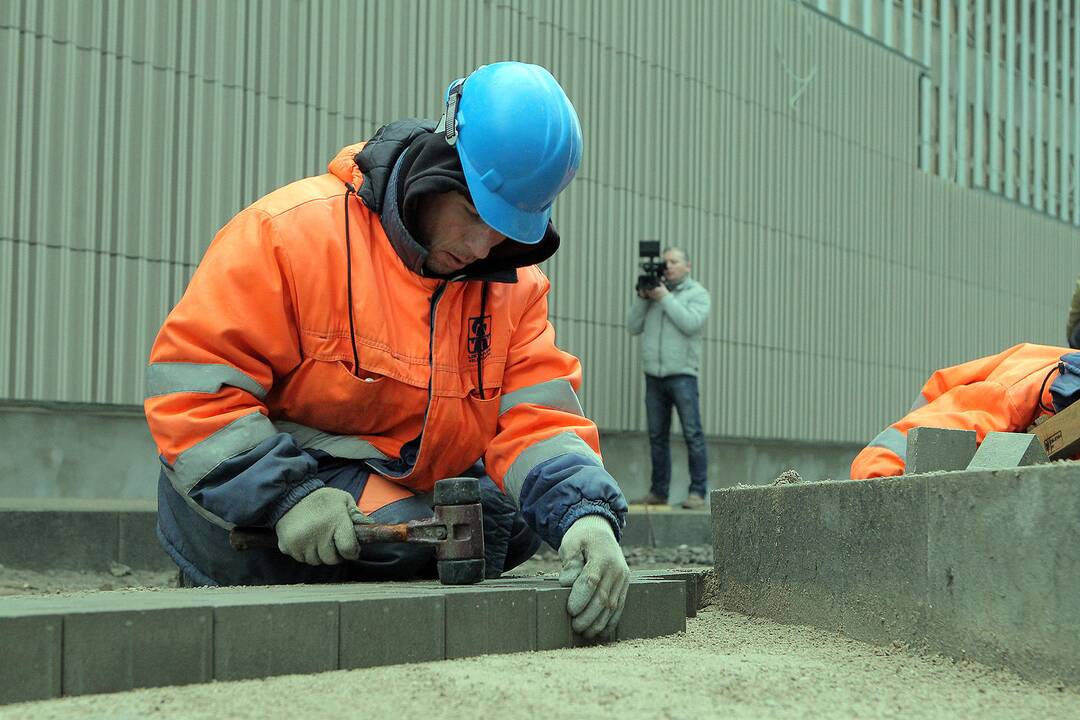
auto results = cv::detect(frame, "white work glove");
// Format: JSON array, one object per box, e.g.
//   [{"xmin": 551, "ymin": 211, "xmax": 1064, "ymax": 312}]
[
  {"xmin": 558, "ymin": 514, "xmax": 631, "ymax": 639},
  {"xmin": 274, "ymin": 487, "xmax": 366, "ymax": 565}
]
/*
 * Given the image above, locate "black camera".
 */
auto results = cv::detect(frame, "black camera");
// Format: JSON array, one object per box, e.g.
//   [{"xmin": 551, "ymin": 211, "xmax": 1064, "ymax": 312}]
[{"xmin": 635, "ymin": 240, "xmax": 665, "ymax": 293}]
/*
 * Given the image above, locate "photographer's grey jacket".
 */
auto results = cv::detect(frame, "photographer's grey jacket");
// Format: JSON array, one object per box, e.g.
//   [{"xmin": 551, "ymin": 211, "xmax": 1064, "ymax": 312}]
[{"xmin": 626, "ymin": 277, "xmax": 711, "ymax": 378}]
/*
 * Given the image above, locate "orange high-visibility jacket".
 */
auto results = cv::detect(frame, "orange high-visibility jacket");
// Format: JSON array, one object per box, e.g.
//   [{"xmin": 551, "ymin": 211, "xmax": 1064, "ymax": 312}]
[
  {"xmin": 145, "ymin": 134, "xmax": 625, "ymax": 558},
  {"xmin": 850, "ymin": 343, "xmax": 1065, "ymax": 479}
]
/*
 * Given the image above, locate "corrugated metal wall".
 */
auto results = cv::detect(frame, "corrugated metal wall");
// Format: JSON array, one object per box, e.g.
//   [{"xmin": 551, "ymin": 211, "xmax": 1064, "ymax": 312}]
[{"xmin": 3, "ymin": 0, "xmax": 1079, "ymax": 446}]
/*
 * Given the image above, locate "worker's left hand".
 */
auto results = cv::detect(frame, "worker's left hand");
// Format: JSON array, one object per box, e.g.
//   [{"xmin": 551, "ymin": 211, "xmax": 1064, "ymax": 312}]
[{"xmin": 558, "ymin": 514, "xmax": 630, "ymax": 639}]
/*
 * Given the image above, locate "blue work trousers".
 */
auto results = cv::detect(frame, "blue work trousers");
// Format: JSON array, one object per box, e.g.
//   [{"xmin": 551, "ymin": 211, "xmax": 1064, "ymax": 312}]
[{"xmin": 167, "ymin": 458, "xmax": 541, "ymax": 587}]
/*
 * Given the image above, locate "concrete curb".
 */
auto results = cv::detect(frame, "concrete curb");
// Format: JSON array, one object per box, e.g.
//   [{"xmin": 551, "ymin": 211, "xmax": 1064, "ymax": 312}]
[
  {"xmin": 0, "ymin": 576, "xmax": 688, "ymax": 704},
  {"xmin": 0, "ymin": 501, "xmax": 711, "ymax": 573},
  {"xmin": 0, "ymin": 499, "xmax": 168, "ymax": 572},
  {"xmin": 621, "ymin": 508, "xmax": 711, "ymax": 547},
  {"xmin": 711, "ymin": 463, "xmax": 1080, "ymax": 684}
]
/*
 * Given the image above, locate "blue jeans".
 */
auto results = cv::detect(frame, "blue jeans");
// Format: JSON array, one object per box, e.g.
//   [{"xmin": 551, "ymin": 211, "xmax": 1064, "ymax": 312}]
[{"xmin": 645, "ymin": 374, "xmax": 708, "ymax": 499}]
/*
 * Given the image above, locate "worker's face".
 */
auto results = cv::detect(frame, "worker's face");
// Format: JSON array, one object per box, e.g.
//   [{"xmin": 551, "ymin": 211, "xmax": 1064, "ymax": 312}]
[
  {"xmin": 415, "ymin": 192, "xmax": 506, "ymax": 275},
  {"xmin": 663, "ymin": 250, "xmax": 690, "ymax": 284}
]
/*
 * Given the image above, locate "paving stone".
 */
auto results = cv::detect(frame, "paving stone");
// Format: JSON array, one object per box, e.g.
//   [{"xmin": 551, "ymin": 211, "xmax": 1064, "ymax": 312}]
[
  {"xmin": 62, "ymin": 607, "xmax": 213, "ymax": 696},
  {"xmin": 638, "ymin": 569, "xmax": 707, "ymax": 617},
  {"xmin": 339, "ymin": 593, "xmax": 445, "ymax": 668},
  {"xmin": 616, "ymin": 579, "xmax": 686, "ymax": 640},
  {"xmin": 965, "ymin": 432, "xmax": 1048, "ymax": 470},
  {"xmin": 907, "ymin": 426, "xmax": 977, "ymax": 474},
  {"xmin": 0, "ymin": 614, "xmax": 61, "ymax": 704},
  {"xmin": 926, "ymin": 466, "xmax": 1080, "ymax": 683},
  {"xmin": 0, "ymin": 509, "xmax": 118, "ymax": 571},
  {"xmin": 443, "ymin": 587, "xmax": 537, "ymax": 659},
  {"xmin": 0, "ymin": 577, "xmax": 693, "ymax": 701},
  {"xmin": 213, "ymin": 602, "xmax": 338, "ymax": 681}
]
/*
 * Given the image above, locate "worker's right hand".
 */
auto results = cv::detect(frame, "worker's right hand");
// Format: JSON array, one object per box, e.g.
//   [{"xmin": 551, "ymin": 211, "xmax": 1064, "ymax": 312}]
[{"xmin": 274, "ymin": 487, "xmax": 364, "ymax": 565}]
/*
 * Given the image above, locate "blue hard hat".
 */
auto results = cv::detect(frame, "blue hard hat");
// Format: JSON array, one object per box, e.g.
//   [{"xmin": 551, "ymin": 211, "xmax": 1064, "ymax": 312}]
[{"xmin": 439, "ymin": 62, "xmax": 583, "ymax": 245}]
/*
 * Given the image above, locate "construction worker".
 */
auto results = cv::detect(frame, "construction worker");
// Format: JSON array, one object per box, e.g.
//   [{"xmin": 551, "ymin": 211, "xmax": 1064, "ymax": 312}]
[
  {"xmin": 850, "ymin": 343, "xmax": 1074, "ymax": 479},
  {"xmin": 144, "ymin": 62, "xmax": 630, "ymax": 639}
]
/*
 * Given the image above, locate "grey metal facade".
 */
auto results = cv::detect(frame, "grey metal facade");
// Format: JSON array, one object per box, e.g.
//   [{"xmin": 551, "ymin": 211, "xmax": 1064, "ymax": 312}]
[{"xmin": 2, "ymin": 0, "xmax": 1079, "ymax": 447}]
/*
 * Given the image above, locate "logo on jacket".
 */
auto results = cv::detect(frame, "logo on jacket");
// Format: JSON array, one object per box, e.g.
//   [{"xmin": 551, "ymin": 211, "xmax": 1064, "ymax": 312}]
[{"xmin": 468, "ymin": 314, "xmax": 492, "ymax": 361}]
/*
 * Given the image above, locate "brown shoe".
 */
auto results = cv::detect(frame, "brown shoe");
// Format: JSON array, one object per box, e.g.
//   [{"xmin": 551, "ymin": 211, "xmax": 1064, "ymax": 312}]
[
  {"xmin": 632, "ymin": 491, "xmax": 668, "ymax": 506},
  {"xmin": 680, "ymin": 493, "xmax": 706, "ymax": 510}
]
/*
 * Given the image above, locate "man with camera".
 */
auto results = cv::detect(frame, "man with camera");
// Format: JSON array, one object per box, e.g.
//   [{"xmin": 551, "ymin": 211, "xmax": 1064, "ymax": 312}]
[{"xmin": 626, "ymin": 245, "xmax": 711, "ymax": 509}]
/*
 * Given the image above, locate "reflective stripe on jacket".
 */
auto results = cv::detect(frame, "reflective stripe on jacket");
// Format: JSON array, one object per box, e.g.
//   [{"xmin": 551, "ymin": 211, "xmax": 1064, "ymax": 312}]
[
  {"xmin": 849, "ymin": 343, "xmax": 1065, "ymax": 479},
  {"xmin": 145, "ymin": 141, "xmax": 626, "ymax": 552}
]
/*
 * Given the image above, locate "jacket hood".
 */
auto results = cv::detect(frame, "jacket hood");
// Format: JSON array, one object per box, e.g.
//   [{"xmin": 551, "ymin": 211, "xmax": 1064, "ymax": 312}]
[{"xmin": 329, "ymin": 119, "xmax": 561, "ymax": 281}]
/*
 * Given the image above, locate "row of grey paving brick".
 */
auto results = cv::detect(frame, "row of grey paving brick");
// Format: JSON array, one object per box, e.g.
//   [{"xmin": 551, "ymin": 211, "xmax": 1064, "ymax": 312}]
[
  {"xmin": 0, "ymin": 574, "xmax": 693, "ymax": 705},
  {"xmin": 711, "ymin": 461, "xmax": 1080, "ymax": 685},
  {"xmin": 0, "ymin": 499, "xmax": 710, "ymax": 573}
]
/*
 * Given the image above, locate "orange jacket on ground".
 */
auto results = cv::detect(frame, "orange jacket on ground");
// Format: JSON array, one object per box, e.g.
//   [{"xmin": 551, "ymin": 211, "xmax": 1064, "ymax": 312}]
[
  {"xmin": 145, "ymin": 122, "xmax": 626, "ymax": 582},
  {"xmin": 850, "ymin": 343, "xmax": 1065, "ymax": 479}
]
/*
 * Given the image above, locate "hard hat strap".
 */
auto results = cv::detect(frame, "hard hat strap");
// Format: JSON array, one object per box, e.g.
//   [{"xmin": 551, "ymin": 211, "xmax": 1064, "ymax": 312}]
[{"xmin": 437, "ymin": 78, "xmax": 466, "ymax": 146}]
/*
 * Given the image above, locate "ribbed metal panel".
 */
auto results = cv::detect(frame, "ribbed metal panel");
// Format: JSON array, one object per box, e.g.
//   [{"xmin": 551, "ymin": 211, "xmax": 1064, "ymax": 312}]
[{"xmin": 2, "ymin": 0, "xmax": 1079, "ymax": 449}]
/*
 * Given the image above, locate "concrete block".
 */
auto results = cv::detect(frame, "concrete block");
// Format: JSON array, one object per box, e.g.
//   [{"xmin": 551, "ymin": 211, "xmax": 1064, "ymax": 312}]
[
  {"xmin": 213, "ymin": 602, "xmax": 338, "ymax": 681},
  {"xmin": 966, "ymin": 432, "xmax": 1048, "ymax": 470},
  {"xmin": 926, "ymin": 466, "xmax": 1080, "ymax": 682},
  {"xmin": 443, "ymin": 587, "xmax": 537, "ymax": 659},
  {"xmin": 620, "ymin": 510, "xmax": 711, "ymax": 547},
  {"xmin": 117, "ymin": 511, "xmax": 172, "ymax": 570},
  {"xmin": 616, "ymin": 579, "xmax": 686, "ymax": 640},
  {"xmin": 0, "ymin": 508, "xmax": 118, "ymax": 571},
  {"xmin": 907, "ymin": 426, "xmax": 977, "ymax": 474},
  {"xmin": 712, "ymin": 464, "xmax": 1080, "ymax": 684},
  {"xmin": 713, "ymin": 478, "xmax": 930, "ymax": 644},
  {"xmin": 339, "ymin": 594, "xmax": 445, "ymax": 668},
  {"xmin": 0, "ymin": 614, "xmax": 61, "ymax": 704},
  {"xmin": 62, "ymin": 607, "xmax": 213, "ymax": 696},
  {"xmin": 712, "ymin": 483, "xmax": 845, "ymax": 629}
]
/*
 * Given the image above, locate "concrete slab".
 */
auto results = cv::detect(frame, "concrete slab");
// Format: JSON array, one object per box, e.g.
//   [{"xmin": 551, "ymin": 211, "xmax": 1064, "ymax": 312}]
[
  {"xmin": 907, "ymin": 426, "xmax": 977, "ymax": 474},
  {"xmin": 0, "ymin": 615, "xmax": 61, "ymax": 704},
  {"xmin": 965, "ymin": 432, "xmax": 1048, "ymax": 470},
  {"xmin": 712, "ymin": 463, "xmax": 1080, "ymax": 684}
]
